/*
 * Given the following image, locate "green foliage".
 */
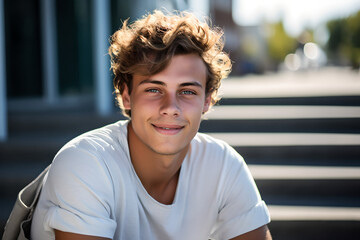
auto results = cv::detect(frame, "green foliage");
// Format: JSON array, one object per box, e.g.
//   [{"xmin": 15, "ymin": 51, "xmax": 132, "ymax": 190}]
[
  {"xmin": 266, "ymin": 21, "xmax": 297, "ymax": 64},
  {"xmin": 327, "ymin": 10, "xmax": 360, "ymax": 68}
]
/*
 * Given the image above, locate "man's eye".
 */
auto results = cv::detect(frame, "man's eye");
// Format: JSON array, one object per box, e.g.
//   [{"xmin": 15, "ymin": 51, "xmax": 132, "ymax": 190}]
[
  {"xmin": 180, "ymin": 90, "xmax": 196, "ymax": 95},
  {"xmin": 146, "ymin": 89, "xmax": 160, "ymax": 93}
]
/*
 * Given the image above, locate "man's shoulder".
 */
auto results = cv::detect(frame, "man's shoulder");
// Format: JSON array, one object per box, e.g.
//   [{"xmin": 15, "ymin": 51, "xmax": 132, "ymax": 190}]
[
  {"xmin": 188, "ymin": 132, "xmax": 246, "ymax": 184},
  {"xmin": 192, "ymin": 132, "xmax": 241, "ymax": 161},
  {"xmin": 54, "ymin": 120, "xmax": 129, "ymax": 162},
  {"xmin": 65, "ymin": 120, "xmax": 127, "ymax": 149},
  {"xmin": 193, "ymin": 132, "xmax": 230, "ymax": 150},
  {"xmin": 50, "ymin": 120, "xmax": 130, "ymax": 179}
]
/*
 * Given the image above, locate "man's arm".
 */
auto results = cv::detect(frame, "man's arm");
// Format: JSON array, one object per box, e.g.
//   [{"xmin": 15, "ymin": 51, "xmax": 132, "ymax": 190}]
[
  {"xmin": 230, "ymin": 225, "xmax": 272, "ymax": 240},
  {"xmin": 55, "ymin": 230, "xmax": 111, "ymax": 240}
]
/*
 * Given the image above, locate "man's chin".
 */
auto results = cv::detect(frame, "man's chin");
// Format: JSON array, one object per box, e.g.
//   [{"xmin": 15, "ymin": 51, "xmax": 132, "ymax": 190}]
[{"xmin": 149, "ymin": 144, "xmax": 189, "ymax": 157}]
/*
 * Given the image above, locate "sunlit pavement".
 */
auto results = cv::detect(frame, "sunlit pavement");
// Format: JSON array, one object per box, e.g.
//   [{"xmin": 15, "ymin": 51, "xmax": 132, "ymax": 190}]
[{"xmin": 220, "ymin": 67, "xmax": 360, "ymax": 98}]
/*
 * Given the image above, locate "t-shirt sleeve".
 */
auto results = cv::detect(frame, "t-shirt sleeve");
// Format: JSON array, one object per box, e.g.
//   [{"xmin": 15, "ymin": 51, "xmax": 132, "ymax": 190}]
[
  {"xmin": 41, "ymin": 145, "xmax": 117, "ymax": 238},
  {"xmin": 210, "ymin": 146, "xmax": 271, "ymax": 240}
]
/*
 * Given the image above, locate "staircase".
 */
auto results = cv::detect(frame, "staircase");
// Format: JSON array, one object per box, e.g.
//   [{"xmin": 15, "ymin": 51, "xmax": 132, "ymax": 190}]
[
  {"xmin": 1, "ymin": 68, "xmax": 360, "ymax": 239},
  {"xmin": 201, "ymin": 69, "xmax": 360, "ymax": 240}
]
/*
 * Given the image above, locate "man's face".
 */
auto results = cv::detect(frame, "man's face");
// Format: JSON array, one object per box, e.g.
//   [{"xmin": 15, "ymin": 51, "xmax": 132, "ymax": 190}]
[{"xmin": 122, "ymin": 54, "xmax": 210, "ymax": 156}]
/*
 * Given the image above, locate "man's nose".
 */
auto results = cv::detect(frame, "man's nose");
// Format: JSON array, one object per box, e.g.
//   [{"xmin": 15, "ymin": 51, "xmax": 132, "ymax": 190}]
[{"xmin": 160, "ymin": 94, "xmax": 180, "ymax": 116}]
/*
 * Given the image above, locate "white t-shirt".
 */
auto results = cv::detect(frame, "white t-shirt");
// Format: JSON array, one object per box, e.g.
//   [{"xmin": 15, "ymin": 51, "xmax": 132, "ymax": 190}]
[{"xmin": 31, "ymin": 120, "xmax": 270, "ymax": 240}]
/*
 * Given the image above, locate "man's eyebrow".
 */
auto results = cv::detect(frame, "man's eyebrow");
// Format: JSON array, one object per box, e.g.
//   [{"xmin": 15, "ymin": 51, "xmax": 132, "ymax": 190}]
[
  {"xmin": 139, "ymin": 79, "xmax": 166, "ymax": 86},
  {"xmin": 139, "ymin": 79, "xmax": 203, "ymax": 88},
  {"xmin": 180, "ymin": 81, "xmax": 203, "ymax": 88}
]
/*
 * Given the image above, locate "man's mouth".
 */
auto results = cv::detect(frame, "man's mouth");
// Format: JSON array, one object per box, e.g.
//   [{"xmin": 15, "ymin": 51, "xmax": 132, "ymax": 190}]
[{"xmin": 152, "ymin": 124, "xmax": 184, "ymax": 134}]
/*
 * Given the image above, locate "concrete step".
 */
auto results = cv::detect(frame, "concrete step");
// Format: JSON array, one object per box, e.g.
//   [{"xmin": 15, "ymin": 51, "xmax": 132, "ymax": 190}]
[
  {"xmin": 206, "ymin": 105, "xmax": 360, "ymax": 119},
  {"xmin": 200, "ymin": 118, "xmax": 360, "ymax": 133},
  {"xmin": 268, "ymin": 205, "xmax": 360, "ymax": 240},
  {"xmin": 8, "ymin": 112, "xmax": 124, "ymax": 136},
  {"xmin": 236, "ymin": 145, "xmax": 360, "ymax": 166},
  {"xmin": 219, "ymin": 95, "xmax": 360, "ymax": 106},
  {"xmin": 269, "ymin": 220, "xmax": 360, "ymax": 240},
  {"xmin": 249, "ymin": 165, "xmax": 360, "ymax": 180},
  {"xmin": 208, "ymin": 132, "xmax": 360, "ymax": 165},
  {"xmin": 251, "ymin": 165, "xmax": 360, "ymax": 207},
  {"xmin": 208, "ymin": 132, "xmax": 360, "ymax": 146},
  {"xmin": 200, "ymin": 105, "xmax": 360, "ymax": 133},
  {"xmin": 0, "ymin": 137, "xmax": 64, "ymax": 164},
  {"xmin": 257, "ymin": 179, "xmax": 360, "ymax": 207},
  {"xmin": 269, "ymin": 205, "xmax": 360, "ymax": 221}
]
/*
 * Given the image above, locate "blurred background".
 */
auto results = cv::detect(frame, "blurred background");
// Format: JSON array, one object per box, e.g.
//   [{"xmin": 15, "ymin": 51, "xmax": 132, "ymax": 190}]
[{"xmin": 1, "ymin": 0, "xmax": 360, "ymax": 239}]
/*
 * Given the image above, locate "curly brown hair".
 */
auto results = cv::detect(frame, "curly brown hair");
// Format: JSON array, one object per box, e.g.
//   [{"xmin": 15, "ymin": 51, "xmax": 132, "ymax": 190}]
[{"xmin": 109, "ymin": 10, "xmax": 232, "ymax": 117}]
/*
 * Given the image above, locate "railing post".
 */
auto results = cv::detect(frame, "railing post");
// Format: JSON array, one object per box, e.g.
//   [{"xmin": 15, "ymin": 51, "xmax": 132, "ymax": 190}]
[
  {"xmin": 40, "ymin": 0, "xmax": 58, "ymax": 104},
  {"xmin": 93, "ymin": 0, "xmax": 112, "ymax": 116},
  {"xmin": 0, "ymin": 0, "xmax": 7, "ymax": 141}
]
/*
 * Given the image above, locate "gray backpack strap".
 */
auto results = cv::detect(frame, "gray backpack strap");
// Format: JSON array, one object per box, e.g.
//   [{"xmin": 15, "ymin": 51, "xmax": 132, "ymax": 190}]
[{"xmin": 2, "ymin": 165, "xmax": 51, "ymax": 240}]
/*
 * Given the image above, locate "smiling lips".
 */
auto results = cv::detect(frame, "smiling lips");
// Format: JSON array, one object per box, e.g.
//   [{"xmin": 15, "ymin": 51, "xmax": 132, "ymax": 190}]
[{"xmin": 152, "ymin": 124, "xmax": 184, "ymax": 135}]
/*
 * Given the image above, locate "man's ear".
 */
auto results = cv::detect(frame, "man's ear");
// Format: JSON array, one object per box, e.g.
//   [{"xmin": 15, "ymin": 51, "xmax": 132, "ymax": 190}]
[
  {"xmin": 121, "ymin": 84, "xmax": 131, "ymax": 110},
  {"xmin": 202, "ymin": 94, "xmax": 211, "ymax": 113}
]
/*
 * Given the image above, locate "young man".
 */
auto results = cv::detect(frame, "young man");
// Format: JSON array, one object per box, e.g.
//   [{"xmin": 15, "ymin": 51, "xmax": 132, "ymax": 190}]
[{"xmin": 31, "ymin": 10, "xmax": 271, "ymax": 240}]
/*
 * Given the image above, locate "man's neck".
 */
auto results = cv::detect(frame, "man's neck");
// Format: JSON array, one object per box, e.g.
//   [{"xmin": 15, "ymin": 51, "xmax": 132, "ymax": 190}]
[{"xmin": 127, "ymin": 122, "xmax": 188, "ymax": 204}]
